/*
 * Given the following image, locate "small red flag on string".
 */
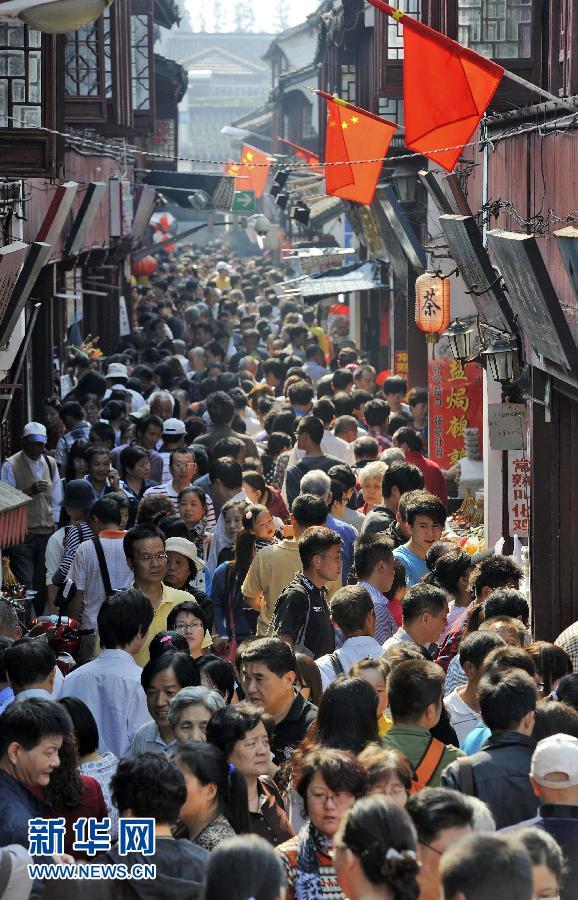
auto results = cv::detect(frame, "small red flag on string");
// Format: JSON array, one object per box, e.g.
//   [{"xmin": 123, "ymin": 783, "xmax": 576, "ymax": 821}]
[
  {"xmin": 236, "ymin": 144, "xmax": 271, "ymax": 198},
  {"xmin": 321, "ymin": 94, "xmax": 397, "ymax": 205},
  {"xmin": 278, "ymin": 137, "xmax": 322, "ymax": 173},
  {"xmin": 368, "ymin": 0, "xmax": 504, "ymax": 171}
]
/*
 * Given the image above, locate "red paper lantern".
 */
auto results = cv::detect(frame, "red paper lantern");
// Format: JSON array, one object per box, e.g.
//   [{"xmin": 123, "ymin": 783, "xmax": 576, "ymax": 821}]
[
  {"xmin": 131, "ymin": 255, "xmax": 158, "ymax": 278},
  {"xmin": 415, "ymin": 272, "xmax": 451, "ymax": 340}
]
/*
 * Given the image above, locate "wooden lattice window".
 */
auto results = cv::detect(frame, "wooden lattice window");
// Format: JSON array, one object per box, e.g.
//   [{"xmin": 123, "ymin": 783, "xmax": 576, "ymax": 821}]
[{"xmin": 0, "ymin": 23, "xmax": 42, "ymax": 128}]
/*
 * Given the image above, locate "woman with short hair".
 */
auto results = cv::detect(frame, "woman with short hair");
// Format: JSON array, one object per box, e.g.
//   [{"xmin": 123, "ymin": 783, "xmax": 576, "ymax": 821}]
[
  {"xmin": 168, "ymin": 685, "xmax": 225, "ymax": 745},
  {"xmin": 276, "ymin": 749, "xmax": 367, "ymax": 900}
]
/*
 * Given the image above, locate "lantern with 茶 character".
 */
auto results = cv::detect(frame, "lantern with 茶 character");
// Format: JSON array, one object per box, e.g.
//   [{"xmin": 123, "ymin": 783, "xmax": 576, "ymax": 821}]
[
  {"xmin": 131, "ymin": 255, "xmax": 158, "ymax": 285},
  {"xmin": 415, "ymin": 272, "xmax": 451, "ymax": 342}
]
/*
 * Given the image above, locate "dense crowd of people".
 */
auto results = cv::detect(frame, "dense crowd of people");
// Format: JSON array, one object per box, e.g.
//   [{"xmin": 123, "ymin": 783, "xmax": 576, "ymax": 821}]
[{"xmin": 1, "ymin": 243, "xmax": 577, "ymax": 899}]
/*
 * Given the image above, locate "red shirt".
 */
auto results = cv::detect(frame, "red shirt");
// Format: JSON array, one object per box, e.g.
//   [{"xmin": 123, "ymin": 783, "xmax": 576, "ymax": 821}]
[
  {"xmin": 41, "ymin": 775, "xmax": 109, "ymax": 856},
  {"xmin": 405, "ymin": 450, "xmax": 448, "ymax": 506}
]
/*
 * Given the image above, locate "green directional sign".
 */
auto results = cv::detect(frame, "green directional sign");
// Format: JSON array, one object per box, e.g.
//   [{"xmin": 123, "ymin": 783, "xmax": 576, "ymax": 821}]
[{"xmin": 231, "ymin": 190, "xmax": 256, "ymax": 213}]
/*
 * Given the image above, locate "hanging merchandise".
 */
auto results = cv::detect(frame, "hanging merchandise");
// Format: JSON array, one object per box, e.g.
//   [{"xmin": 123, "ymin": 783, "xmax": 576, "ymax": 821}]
[{"xmin": 415, "ymin": 272, "xmax": 451, "ymax": 340}]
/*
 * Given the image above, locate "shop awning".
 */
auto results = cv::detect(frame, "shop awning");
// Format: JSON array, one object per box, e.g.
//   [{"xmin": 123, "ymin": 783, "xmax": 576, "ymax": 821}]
[
  {"xmin": 344, "ymin": 184, "xmax": 425, "ymax": 279},
  {"xmin": 0, "ymin": 482, "xmax": 30, "ymax": 549},
  {"xmin": 308, "ymin": 195, "xmax": 344, "ymax": 230},
  {"xmin": 291, "ymin": 261, "xmax": 383, "ymax": 299},
  {"xmin": 141, "ymin": 171, "xmax": 235, "ymax": 211},
  {"xmin": 488, "ymin": 229, "xmax": 578, "ymax": 372},
  {"xmin": 231, "ymin": 104, "xmax": 274, "ymax": 135},
  {"xmin": 439, "ymin": 214, "xmax": 516, "ymax": 332}
]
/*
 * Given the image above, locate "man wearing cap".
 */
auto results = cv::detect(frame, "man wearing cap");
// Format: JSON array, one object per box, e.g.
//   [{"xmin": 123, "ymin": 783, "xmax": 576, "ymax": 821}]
[
  {"xmin": 156, "ymin": 421, "xmax": 187, "ymax": 486},
  {"xmin": 212, "ymin": 261, "xmax": 231, "ymax": 292},
  {"xmin": 103, "ymin": 362, "xmax": 145, "ymax": 413},
  {"xmin": 2, "ymin": 423, "xmax": 62, "ymax": 592},
  {"xmin": 504, "ymin": 733, "xmax": 578, "ymax": 899}
]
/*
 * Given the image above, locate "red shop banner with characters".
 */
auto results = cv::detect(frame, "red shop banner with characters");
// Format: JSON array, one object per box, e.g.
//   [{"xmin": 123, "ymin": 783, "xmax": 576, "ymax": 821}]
[{"xmin": 428, "ymin": 358, "xmax": 483, "ymax": 468}]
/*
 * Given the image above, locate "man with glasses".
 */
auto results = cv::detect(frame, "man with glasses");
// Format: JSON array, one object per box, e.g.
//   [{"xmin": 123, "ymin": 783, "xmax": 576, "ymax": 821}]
[
  {"xmin": 123, "ymin": 524, "xmax": 193, "ymax": 665},
  {"xmin": 143, "ymin": 448, "xmax": 199, "ymax": 513}
]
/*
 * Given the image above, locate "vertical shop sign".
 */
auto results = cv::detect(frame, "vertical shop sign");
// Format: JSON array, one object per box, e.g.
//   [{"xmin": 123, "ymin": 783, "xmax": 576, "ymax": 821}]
[
  {"xmin": 428, "ymin": 358, "xmax": 483, "ymax": 468},
  {"xmin": 394, "ymin": 350, "xmax": 408, "ymax": 380},
  {"xmin": 508, "ymin": 452, "xmax": 531, "ymax": 537}
]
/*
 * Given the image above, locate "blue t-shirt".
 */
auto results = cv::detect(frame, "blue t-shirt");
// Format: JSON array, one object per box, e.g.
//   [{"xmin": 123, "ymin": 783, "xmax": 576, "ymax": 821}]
[
  {"xmin": 392, "ymin": 544, "xmax": 429, "ymax": 586},
  {"xmin": 461, "ymin": 720, "xmax": 491, "ymax": 754}
]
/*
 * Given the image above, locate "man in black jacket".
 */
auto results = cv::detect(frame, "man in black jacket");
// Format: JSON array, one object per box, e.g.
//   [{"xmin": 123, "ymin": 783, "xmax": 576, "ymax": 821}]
[{"xmin": 441, "ymin": 668, "xmax": 538, "ymax": 828}]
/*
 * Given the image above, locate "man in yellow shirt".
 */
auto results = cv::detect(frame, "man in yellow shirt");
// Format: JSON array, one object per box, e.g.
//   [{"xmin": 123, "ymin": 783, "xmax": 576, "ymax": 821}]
[
  {"xmin": 211, "ymin": 261, "xmax": 231, "ymax": 292},
  {"xmin": 124, "ymin": 524, "xmax": 192, "ymax": 666}
]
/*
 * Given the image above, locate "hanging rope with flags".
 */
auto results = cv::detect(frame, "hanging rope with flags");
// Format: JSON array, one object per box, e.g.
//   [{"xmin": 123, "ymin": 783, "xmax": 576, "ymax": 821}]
[{"xmin": 367, "ymin": 0, "xmax": 576, "ymax": 171}]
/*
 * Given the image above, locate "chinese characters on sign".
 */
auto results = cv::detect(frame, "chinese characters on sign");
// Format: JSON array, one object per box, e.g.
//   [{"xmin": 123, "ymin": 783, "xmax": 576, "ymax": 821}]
[
  {"xmin": 508, "ymin": 452, "xmax": 531, "ymax": 537},
  {"xmin": 428, "ymin": 358, "xmax": 483, "ymax": 468},
  {"xmin": 28, "ymin": 817, "xmax": 155, "ymax": 858},
  {"xmin": 394, "ymin": 350, "xmax": 408, "ymax": 381}
]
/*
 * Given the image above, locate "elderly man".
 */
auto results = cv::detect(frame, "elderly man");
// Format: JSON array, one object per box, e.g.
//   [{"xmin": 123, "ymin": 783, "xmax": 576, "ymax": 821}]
[{"xmin": 2, "ymin": 423, "xmax": 62, "ymax": 591}]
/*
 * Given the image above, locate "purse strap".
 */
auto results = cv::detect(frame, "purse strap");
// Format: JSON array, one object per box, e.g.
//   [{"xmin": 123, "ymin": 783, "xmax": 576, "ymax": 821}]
[
  {"xmin": 92, "ymin": 536, "xmax": 113, "ymax": 598},
  {"xmin": 225, "ymin": 563, "xmax": 237, "ymax": 637}
]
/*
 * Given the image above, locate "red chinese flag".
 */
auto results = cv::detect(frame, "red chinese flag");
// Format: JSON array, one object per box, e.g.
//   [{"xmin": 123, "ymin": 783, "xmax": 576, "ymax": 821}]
[
  {"xmin": 278, "ymin": 137, "xmax": 322, "ymax": 173},
  {"xmin": 368, "ymin": 0, "xmax": 504, "ymax": 171},
  {"xmin": 238, "ymin": 144, "xmax": 271, "ymax": 198},
  {"xmin": 324, "ymin": 98, "xmax": 396, "ymax": 205}
]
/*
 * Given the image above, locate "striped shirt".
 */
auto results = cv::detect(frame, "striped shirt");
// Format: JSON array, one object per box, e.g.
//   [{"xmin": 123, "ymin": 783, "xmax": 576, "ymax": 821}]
[
  {"xmin": 68, "ymin": 532, "xmax": 132, "ymax": 629},
  {"xmin": 143, "ymin": 480, "xmax": 216, "ymax": 527},
  {"xmin": 358, "ymin": 581, "xmax": 398, "ymax": 644}
]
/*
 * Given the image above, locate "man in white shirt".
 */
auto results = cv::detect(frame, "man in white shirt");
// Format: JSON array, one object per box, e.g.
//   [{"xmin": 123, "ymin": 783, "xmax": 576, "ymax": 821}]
[
  {"xmin": 67, "ymin": 496, "xmax": 132, "ymax": 654},
  {"xmin": 102, "ymin": 362, "xmax": 145, "ymax": 412},
  {"xmin": 444, "ymin": 630, "xmax": 505, "ymax": 745},
  {"xmin": 59, "ymin": 588, "xmax": 153, "ymax": 758},
  {"xmin": 316, "ymin": 585, "xmax": 383, "ymax": 690},
  {"xmin": 143, "ymin": 447, "xmax": 198, "ymax": 513}
]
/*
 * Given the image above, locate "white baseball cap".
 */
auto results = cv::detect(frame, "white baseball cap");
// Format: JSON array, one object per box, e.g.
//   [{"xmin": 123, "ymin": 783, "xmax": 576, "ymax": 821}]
[
  {"xmin": 162, "ymin": 417, "xmax": 186, "ymax": 436},
  {"xmin": 105, "ymin": 362, "xmax": 128, "ymax": 380},
  {"xmin": 216, "ymin": 261, "xmax": 230, "ymax": 271},
  {"xmin": 22, "ymin": 422, "xmax": 47, "ymax": 443},
  {"xmin": 531, "ymin": 733, "xmax": 578, "ymax": 787}
]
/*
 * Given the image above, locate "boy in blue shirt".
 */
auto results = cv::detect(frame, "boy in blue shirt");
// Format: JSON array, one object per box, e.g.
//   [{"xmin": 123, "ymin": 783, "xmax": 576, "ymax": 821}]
[{"xmin": 393, "ymin": 492, "xmax": 446, "ymax": 586}]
